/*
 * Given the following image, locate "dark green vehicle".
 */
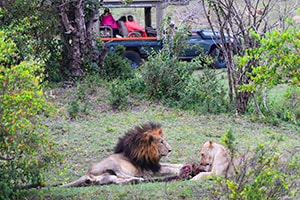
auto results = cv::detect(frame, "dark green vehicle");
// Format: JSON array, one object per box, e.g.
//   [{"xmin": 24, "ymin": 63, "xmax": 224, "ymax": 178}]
[
  {"xmin": 101, "ymin": 29, "xmax": 227, "ymax": 69},
  {"xmin": 99, "ymin": 0, "xmax": 228, "ymax": 69}
]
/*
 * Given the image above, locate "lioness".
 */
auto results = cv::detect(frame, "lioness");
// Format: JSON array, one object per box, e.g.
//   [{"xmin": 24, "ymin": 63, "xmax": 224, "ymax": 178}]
[
  {"xmin": 191, "ymin": 141, "xmax": 234, "ymax": 180},
  {"xmin": 61, "ymin": 122, "xmax": 183, "ymax": 187}
]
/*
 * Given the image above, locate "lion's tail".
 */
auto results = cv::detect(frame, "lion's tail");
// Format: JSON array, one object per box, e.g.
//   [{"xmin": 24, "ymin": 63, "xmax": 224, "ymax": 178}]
[{"xmin": 60, "ymin": 174, "xmax": 89, "ymax": 188}]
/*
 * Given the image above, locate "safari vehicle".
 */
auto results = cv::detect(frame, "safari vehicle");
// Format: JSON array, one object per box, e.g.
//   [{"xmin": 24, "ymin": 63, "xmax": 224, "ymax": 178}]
[{"xmin": 99, "ymin": 0, "xmax": 227, "ymax": 68}]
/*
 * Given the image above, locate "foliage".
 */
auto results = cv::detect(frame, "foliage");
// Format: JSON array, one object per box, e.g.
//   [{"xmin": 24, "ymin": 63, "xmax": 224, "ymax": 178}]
[
  {"xmin": 210, "ymin": 131, "xmax": 300, "ymax": 200},
  {"xmin": 239, "ymin": 27, "xmax": 300, "ymax": 123},
  {"xmin": 220, "ymin": 129, "xmax": 236, "ymax": 154},
  {"xmin": 179, "ymin": 67, "xmax": 230, "ymax": 114},
  {"xmin": 0, "ymin": 1, "xmax": 66, "ymax": 83},
  {"xmin": 0, "ymin": 1, "xmax": 58, "ymax": 62},
  {"xmin": 103, "ymin": 45, "xmax": 133, "ymax": 81},
  {"xmin": 0, "ymin": 30, "xmax": 60, "ymax": 199},
  {"xmin": 239, "ymin": 27, "xmax": 300, "ymax": 91},
  {"xmin": 140, "ymin": 50, "xmax": 195, "ymax": 102},
  {"xmin": 67, "ymin": 101, "xmax": 80, "ymax": 119},
  {"xmin": 108, "ymin": 79, "xmax": 130, "ymax": 110},
  {"xmin": 279, "ymin": 87, "xmax": 300, "ymax": 124},
  {"xmin": 266, "ymin": 86, "xmax": 300, "ymax": 124},
  {"xmin": 124, "ymin": 74, "xmax": 148, "ymax": 96},
  {"xmin": 212, "ymin": 143, "xmax": 299, "ymax": 199},
  {"xmin": 44, "ymin": 39, "xmax": 65, "ymax": 83}
]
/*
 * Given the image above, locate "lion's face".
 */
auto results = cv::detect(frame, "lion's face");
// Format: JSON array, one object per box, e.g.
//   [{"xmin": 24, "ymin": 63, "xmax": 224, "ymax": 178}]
[
  {"xmin": 114, "ymin": 122, "xmax": 172, "ymax": 172},
  {"xmin": 199, "ymin": 141, "xmax": 214, "ymax": 171},
  {"xmin": 156, "ymin": 137, "xmax": 172, "ymax": 157}
]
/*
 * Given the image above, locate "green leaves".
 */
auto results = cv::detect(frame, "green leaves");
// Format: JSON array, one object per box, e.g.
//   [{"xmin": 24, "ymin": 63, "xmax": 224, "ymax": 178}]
[
  {"xmin": 0, "ymin": 23, "xmax": 60, "ymax": 199},
  {"xmin": 236, "ymin": 27, "xmax": 300, "ymax": 123},
  {"xmin": 242, "ymin": 28, "xmax": 300, "ymax": 89}
]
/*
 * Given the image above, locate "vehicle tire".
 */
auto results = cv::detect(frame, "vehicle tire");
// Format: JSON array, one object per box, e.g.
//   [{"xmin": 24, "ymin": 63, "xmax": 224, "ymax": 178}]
[
  {"xmin": 209, "ymin": 46, "xmax": 226, "ymax": 69},
  {"xmin": 122, "ymin": 50, "xmax": 141, "ymax": 69}
]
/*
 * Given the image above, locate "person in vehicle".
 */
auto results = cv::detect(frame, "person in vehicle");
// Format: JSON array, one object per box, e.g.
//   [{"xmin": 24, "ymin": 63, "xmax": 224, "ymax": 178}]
[
  {"xmin": 125, "ymin": 15, "xmax": 147, "ymax": 37},
  {"xmin": 117, "ymin": 16, "xmax": 129, "ymax": 37},
  {"xmin": 100, "ymin": 8, "xmax": 119, "ymax": 37}
]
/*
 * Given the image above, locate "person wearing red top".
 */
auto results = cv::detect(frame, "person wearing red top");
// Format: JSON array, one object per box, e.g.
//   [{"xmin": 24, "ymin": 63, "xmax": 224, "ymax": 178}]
[
  {"xmin": 100, "ymin": 8, "xmax": 119, "ymax": 37},
  {"xmin": 124, "ymin": 15, "xmax": 147, "ymax": 37}
]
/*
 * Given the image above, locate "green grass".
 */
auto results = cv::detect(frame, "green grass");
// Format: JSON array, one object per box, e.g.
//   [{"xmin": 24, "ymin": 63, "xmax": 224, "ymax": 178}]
[
  {"xmin": 22, "ymin": 180, "xmax": 216, "ymax": 200},
  {"xmin": 23, "ymin": 82, "xmax": 299, "ymax": 199}
]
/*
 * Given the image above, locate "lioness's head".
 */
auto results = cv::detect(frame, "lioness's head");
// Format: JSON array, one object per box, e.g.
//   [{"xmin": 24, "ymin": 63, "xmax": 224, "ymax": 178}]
[
  {"xmin": 199, "ymin": 141, "xmax": 215, "ymax": 170},
  {"xmin": 114, "ymin": 122, "xmax": 171, "ymax": 172}
]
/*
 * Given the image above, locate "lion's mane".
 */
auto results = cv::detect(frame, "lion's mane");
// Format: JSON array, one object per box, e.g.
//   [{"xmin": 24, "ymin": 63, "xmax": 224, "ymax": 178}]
[{"xmin": 114, "ymin": 122, "xmax": 163, "ymax": 172}]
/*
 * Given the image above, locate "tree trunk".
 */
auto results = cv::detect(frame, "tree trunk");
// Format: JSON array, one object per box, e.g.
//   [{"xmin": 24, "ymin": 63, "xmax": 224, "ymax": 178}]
[
  {"xmin": 54, "ymin": 0, "xmax": 99, "ymax": 77},
  {"xmin": 235, "ymin": 91, "xmax": 251, "ymax": 114}
]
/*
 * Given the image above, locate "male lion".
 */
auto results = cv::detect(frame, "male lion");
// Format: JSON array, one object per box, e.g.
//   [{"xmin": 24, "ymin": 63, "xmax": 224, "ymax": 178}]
[
  {"xmin": 191, "ymin": 141, "xmax": 234, "ymax": 180},
  {"xmin": 61, "ymin": 122, "xmax": 183, "ymax": 187}
]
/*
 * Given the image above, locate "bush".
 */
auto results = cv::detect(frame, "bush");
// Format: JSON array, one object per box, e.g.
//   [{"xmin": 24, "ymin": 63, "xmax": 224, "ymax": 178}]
[
  {"xmin": 0, "ymin": 30, "xmax": 61, "ymax": 199},
  {"xmin": 210, "ymin": 133, "xmax": 300, "ymax": 200},
  {"xmin": 103, "ymin": 45, "xmax": 133, "ymax": 81},
  {"xmin": 44, "ymin": 39, "xmax": 65, "ymax": 82},
  {"xmin": 140, "ymin": 50, "xmax": 195, "ymax": 101},
  {"xmin": 125, "ymin": 74, "xmax": 147, "ymax": 96},
  {"xmin": 108, "ymin": 79, "xmax": 130, "ymax": 110},
  {"xmin": 179, "ymin": 67, "xmax": 230, "ymax": 114},
  {"xmin": 276, "ymin": 86, "xmax": 300, "ymax": 124}
]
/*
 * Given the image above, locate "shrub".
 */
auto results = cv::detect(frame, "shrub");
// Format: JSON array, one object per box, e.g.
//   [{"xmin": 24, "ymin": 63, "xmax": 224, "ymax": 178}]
[
  {"xmin": 246, "ymin": 85, "xmax": 300, "ymax": 125},
  {"xmin": 140, "ymin": 50, "xmax": 195, "ymax": 101},
  {"xmin": 44, "ymin": 39, "xmax": 65, "ymax": 83},
  {"xmin": 210, "ymin": 132, "xmax": 300, "ymax": 199},
  {"xmin": 179, "ymin": 67, "xmax": 230, "ymax": 114},
  {"xmin": 108, "ymin": 79, "xmax": 130, "ymax": 110},
  {"xmin": 125, "ymin": 74, "xmax": 147, "ymax": 96},
  {"xmin": 0, "ymin": 30, "xmax": 61, "ymax": 199},
  {"xmin": 103, "ymin": 45, "xmax": 133, "ymax": 81},
  {"xmin": 276, "ymin": 86, "xmax": 299, "ymax": 124}
]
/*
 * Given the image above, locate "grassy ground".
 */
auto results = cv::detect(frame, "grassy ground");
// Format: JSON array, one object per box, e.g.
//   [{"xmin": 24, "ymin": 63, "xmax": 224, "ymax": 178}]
[{"xmin": 21, "ymin": 80, "xmax": 300, "ymax": 199}]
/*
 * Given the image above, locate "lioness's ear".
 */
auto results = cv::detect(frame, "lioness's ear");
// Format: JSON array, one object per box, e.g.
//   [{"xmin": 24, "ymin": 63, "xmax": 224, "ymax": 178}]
[{"xmin": 209, "ymin": 141, "xmax": 213, "ymax": 148}]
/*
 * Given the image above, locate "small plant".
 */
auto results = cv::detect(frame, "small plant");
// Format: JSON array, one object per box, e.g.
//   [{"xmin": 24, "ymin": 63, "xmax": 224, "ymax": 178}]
[
  {"xmin": 220, "ymin": 129, "xmax": 236, "ymax": 154},
  {"xmin": 67, "ymin": 101, "xmax": 80, "ymax": 119},
  {"xmin": 108, "ymin": 79, "xmax": 130, "ymax": 110}
]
